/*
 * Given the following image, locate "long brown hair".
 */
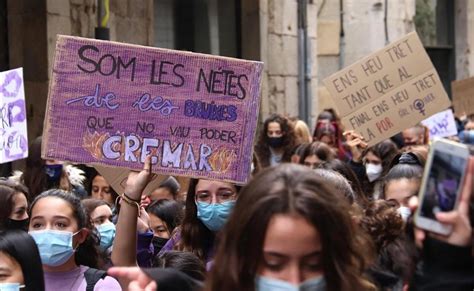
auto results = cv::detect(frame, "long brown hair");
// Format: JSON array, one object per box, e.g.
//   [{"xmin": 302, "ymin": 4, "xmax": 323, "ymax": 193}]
[
  {"xmin": 0, "ymin": 179, "xmax": 29, "ymax": 229},
  {"xmin": 363, "ymin": 139, "xmax": 400, "ymax": 177},
  {"xmin": 175, "ymin": 179, "xmax": 239, "ymax": 263},
  {"xmin": 22, "ymin": 137, "xmax": 47, "ymax": 201},
  {"xmin": 207, "ymin": 164, "xmax": 375, "ymax": 291}
]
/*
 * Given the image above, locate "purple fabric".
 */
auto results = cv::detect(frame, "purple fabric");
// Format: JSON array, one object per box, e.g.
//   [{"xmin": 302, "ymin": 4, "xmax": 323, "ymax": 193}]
[
  {"xmin": 158, "ymin": 230, "xmax": 181, "ymax": 256},
  {"xmin": 43, "ymin": 265, "xmax": 121, "ymax": 291},
  {"xmin": 137, "ymin": 230, "xmax": 154, "ymax": 267}
]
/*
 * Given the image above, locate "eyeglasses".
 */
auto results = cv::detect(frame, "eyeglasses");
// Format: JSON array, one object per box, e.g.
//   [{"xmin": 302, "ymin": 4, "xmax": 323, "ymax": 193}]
[{"xmin": 195, "ymin": 189, "xmax": 237, "ymax": 206}]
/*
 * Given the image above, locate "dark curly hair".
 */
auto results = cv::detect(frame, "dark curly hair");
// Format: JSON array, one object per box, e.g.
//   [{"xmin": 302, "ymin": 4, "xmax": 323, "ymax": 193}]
[
  {"xmin": 254, "ymin": 114, "xmax": 297, "ymax": 168},
  {"xmin": 360, "ymin": 199, "xmax": 404, "ymax": 252}
]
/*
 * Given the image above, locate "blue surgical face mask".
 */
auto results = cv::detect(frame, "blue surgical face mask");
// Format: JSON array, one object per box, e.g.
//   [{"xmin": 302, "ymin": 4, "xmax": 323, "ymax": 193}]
[
  {"xmin": 256, "ymin": 275, "xmax": 326, "ymax": 291},
  {"xmin": 97, "ymin": 223, "xmax": 116, "ymax": 250},
  {"xmin": 0, "ymin": 283, "xmax": 25, "ymax": 291},
  {"xmin": 196, "ymin": 201, "xmax": 236, "ymax": 232},
  {"xmin": 44, "ymin": 164, "xmax": 63, "ymax": 182},
  {"xmin": 29, "ymin": 229, "xmax": 78, "ymax": 267}
]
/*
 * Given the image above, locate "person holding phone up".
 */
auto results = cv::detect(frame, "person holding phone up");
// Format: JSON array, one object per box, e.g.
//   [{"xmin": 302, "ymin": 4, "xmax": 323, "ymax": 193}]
[{"xmin": 410, "ymin": 155, "xmax": 473, "ymax": 291}]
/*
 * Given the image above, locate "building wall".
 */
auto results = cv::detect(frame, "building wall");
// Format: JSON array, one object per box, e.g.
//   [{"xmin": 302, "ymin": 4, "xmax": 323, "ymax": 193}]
[
  {"xmin": 7, "ymin": 0, "xmax": 49, "ymax": 143},
  {"xmin": 154, "ymin": 0, "xmax": 174, "ymax": 49},
  {"xmin": 50, "ymin": 0, "xmax": 153, "ymax": 83},
  {"xmin": 316, "ymin": 0, "xmax": 415, "ymax": 119},
  {"xmin": 257, "ymin": 0, "xmax": 318, "ymax": 125},
  {"xmin": 455, "ymin": 0, "xmax": 474, "ymax": 80}
]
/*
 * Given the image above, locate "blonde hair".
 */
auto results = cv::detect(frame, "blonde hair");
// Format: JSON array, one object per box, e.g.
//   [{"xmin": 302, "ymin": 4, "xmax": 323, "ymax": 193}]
[{"xmin": 293, "ymin": 120, "xmax": 312, "ymax": 144}]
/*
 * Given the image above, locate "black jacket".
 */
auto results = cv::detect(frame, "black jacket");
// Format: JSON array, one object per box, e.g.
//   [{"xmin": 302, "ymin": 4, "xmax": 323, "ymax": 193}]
[{"xmin": 411, "ymin": 237, "xmax": 473, "ymax": 291}]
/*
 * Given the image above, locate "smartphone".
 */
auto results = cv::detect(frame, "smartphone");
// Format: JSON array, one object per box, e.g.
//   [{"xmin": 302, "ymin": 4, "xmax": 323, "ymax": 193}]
[{"xmin": 415, "ymin": 138, "xmax": 469, "ymax": 235}]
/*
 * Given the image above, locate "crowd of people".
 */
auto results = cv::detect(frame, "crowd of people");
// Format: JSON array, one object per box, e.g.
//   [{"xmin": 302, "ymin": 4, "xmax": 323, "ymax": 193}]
[{"xmin": 0, "ymin": 109, "xmax": 473, "ymax": 291}]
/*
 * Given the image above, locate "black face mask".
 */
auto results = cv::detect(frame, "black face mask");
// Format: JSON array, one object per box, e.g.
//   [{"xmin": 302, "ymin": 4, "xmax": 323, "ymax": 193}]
[
  {"xmin": 267, "ymin": 137, "xmax": 284, "ymax": 148},
  {"xmin": 5, "ymin": 218, "xmax": 29, "ymax": 231},
  {"xmin": 45, "ymin": 164, "xmax": 63, "ymax": 183},
  {"xmin": 152, "ymin": 236, "xmax": 169, "ymax": 254}
]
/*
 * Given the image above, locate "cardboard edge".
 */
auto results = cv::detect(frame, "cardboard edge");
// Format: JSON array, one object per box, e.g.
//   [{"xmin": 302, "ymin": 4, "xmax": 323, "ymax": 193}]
[
  {"xmin": 57, "ymin": 35, "xmax": 265, "ymax": 66},
  {"xmin": 237, "ymin": 61, "xmax": 264, "ymax": 185},
  {"xmin": 42, "ymin": 35, "xmax": 64, "ymax": 159}
]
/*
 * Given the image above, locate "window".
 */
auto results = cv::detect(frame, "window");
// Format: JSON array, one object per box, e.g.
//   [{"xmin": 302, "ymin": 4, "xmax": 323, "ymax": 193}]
[
  {"xmin": 154, "ymin": 0, "xmax": 241, "ymax": 57},
  {"xmin": 415, "ymin": 0, "xmax": 455, "ymax": 95}
]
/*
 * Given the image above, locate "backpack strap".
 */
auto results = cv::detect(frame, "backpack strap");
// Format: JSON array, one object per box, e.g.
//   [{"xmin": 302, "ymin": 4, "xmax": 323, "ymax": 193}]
[{"xmin": 84, "ymin": 267, "xmax": 107, "ymax": 291}]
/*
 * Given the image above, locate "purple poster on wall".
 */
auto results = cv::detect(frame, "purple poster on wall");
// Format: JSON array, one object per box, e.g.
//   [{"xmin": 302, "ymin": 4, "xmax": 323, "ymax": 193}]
[
  {"xmin": 0, "ymin": 68, "xmax": 28, "ymax": 163},
  {"xmin": 43, "ymin": 35, "xmax": 263, "ymax": 184}
]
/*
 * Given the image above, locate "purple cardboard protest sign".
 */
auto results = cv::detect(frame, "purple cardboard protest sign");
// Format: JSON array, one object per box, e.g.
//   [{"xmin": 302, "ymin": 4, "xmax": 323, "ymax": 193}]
[
  {"xmin": 0, "ymin": 68, "xmax": 28, "ymax": 163},
  {"xmin": 43, "ymin": 35, "xmax": 263, "ymax": 184}
]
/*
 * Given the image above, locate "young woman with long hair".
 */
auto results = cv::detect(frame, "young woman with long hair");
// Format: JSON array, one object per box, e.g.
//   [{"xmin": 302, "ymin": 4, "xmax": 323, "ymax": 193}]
[
  {"xmin": 0, "ymin": 230, "xmax": 45, "ymax": 291},
  {"xmin": 28, "ymin": 189, "xmax": 120, "ymax": 290},
  {"xmin": 208, "ymin": 164, "xmax": 375, "ymax": 291},
  {"xmin": 254, "ymin": 114, "xmax": 297, "ymax": 168},
  {"xmin": 0, "ymin": 179, "xmax": 29, "ymax": 231},
  {"xmin": 158, "ymin": 178, "xmax": 239, "ymax": 267}
]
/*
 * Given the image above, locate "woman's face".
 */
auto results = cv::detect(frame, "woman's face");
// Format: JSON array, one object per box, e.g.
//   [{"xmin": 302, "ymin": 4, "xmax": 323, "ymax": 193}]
[
  {"xmin": 29, "ymin": 197, "xmax": 84, "ymax": 247},
  {"xmin": 91, "ymin": 175, "xmax": 114, "ymax": 204},
  {"xmin": 90, "ymin": 205, "xmax": 113, "ymax": 227},
  {"xmin": 303, "ymin": 155, "xmax": 321, "ymax": 169},
  {"xmin": 258, "ymin": 214, "xmax": 323, "ymax": 284},
  {"xmin": 194, "ymin": 180, "xmax": 237, "ymax": 205},
  {"xmin": 319, "ymin": 134, "xmax": 334, "ymax": 147},
  {"xmin": 149, "ymin": 214, "xmax": 170, "ymax": 239},
  {"xmin": 385, "ymin": 178, "xmax": 420, "ymax": 207},
  {"xmin": 0, "ymin": 251, "xmax": 24, "ymax": 285},
  {"xmin": 363, "ymin": 151, "xmax": 382, "ymax": 165},
  {"xmin": 267, "ymin": 122, "xmax": 283, "ymax": 138},
  {"xmin": 9, "ymin": 193, "xmax": 28, "ymax": 221}
]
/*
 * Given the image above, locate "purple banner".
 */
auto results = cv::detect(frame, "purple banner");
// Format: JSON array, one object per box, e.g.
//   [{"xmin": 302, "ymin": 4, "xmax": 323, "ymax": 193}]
[{"xmin": 43, "ymin": 35, "xmax": 263, "ymax": 183}]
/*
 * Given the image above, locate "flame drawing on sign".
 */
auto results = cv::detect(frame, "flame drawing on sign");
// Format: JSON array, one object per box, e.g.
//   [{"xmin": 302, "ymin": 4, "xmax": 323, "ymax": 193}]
[
  {"xmin": 208, "ymin": 147, "xmax": 236, "ymax": 173},
  {"xmin": 83, "ymin": 130, "xmax": 126, "ymax": 160}
]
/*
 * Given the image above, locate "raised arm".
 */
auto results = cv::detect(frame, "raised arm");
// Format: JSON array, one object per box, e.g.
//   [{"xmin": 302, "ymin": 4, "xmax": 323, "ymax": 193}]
[{"xmin": 111, "ymin": 156, "xmax": 152, "ymax": 267}]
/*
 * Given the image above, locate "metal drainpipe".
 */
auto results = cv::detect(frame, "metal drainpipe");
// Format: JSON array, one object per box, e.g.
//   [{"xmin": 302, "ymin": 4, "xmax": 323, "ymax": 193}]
[
  {"xmin": 298, "ymin": 0, "xmax": 311, "ymax": 125},
  {"xmin": 339, "ymin": 0, "xmax": 345, "ymax": 70},
  {"xmin": 384, "ymin": 0, "xmax": 389, "ymax": 44},
  {"xmin": 95, "ymin": 0, "xmax": 110, "ymax": 40}
]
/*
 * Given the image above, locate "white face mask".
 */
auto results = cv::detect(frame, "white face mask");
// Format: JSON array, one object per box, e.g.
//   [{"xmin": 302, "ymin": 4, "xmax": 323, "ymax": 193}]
[
  {"xmin": 397, "ymin": 206, "xmax": 412, "ymax": 222},
  {"xmin": 365, "ymin": 163, "xmax": 383, "ymax": 182}
]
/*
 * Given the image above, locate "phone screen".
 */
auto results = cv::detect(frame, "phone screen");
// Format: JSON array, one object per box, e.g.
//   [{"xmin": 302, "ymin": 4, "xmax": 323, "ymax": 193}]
[{"xmin": 420, "ymin": 149, "xmax": 467, "ymax": 220}]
